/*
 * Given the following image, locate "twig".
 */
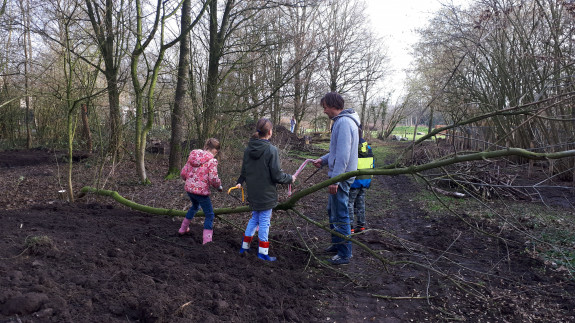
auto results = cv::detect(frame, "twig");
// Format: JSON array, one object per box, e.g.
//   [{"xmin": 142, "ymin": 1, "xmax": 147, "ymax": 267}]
[
  {"xmin": 0, "ymin": 247, "xmax": 30, "ymax": 260},
  {"xmin": 429, "ymin": 186, "xmax": 466, "ymax": 198},
  {"xmin": 371, "ymin": 294, "xmax": 435, "ymax": 300},
  {"xmin": 175, "ymin": 301, "xmax": 193, "ymax": 315}
]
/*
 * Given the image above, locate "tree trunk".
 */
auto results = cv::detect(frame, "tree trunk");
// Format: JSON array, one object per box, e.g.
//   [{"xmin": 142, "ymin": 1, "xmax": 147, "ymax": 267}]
[
  {"xmin": 21, "ymin": 0, "xmax": 33, "ymax": 148},
  {"xmin": 167, "ymin": 0, "xmax": 192, "ymax": 178},
  {"xmin": 81, "ymin": 103, "xmax": 93, "ymax": 153},
  {"xmin": 202, "ymin": 0, "xmax": 230, "ymax": 143},
  {"xmin": 85, "ymin": 0, "xmax": 124, "ymax": 159},
  {"xmin": 107, "ymin": 77, "xmax": 122, "ymax": 158}
]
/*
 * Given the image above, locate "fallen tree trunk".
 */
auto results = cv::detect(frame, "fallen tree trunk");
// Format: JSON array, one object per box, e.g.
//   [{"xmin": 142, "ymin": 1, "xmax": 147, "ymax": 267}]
[
  {"xmin": 80, "ymin": 147, "xmax": 575, "ymax": 216},
  {"xmin": 79, "ymin": 186, "xmax": 250, "ymax": 217}
]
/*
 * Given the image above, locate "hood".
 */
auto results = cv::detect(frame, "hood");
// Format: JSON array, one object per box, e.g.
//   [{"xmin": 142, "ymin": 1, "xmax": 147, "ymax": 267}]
[
  {"xmin": 246, "ymin": 138, "xmax": 271, "ymax": 160},
  {"xmin": 333, "ymin": 108, "xmax": 360, "ymax": 127},
  {"xmin": 189, "ymin": 149, "xmax": 214, "ymax": 167}
]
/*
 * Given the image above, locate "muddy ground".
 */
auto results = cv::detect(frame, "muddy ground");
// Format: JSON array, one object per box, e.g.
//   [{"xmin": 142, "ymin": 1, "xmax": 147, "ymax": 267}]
[{"xmin": 1, "ymin": 138, "xmax": 574, "ymax": 322}]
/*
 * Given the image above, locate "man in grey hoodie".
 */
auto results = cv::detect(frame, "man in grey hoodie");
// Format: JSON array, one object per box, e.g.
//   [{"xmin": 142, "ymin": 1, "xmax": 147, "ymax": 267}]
[{"xmin": 313, "ymin": 92, "xmax": 359, "ymax": 265}]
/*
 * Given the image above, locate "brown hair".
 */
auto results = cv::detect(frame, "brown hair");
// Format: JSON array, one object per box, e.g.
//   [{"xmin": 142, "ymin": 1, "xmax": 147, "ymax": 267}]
[
  {"xmin": 252, "ymin": 118, "xmax": 273, "ymax": 139},
  {"xmin": 321, "ymin": 92, "xmax": 344, "ymax": 110},
  {"xmin": 203, "ymin": 138, "xmax": 221, "ymax": 151}
]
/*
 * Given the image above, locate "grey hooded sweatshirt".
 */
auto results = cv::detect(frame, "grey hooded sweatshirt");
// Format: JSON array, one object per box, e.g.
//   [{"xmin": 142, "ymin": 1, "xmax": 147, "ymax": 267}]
[
  {"xmin": 319, "ymin": 108, "xmax": 360, "ymax": 182},
  {"xmin": 237, "ymin": 138, "xmax": 293, "ymax": 211}
]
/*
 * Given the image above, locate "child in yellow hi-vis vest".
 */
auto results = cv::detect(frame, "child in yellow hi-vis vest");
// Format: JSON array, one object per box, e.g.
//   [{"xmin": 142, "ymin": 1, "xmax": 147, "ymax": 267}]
[{"xmin": 348, "ymin": 130, "xmax": 374, "ymax": 233}]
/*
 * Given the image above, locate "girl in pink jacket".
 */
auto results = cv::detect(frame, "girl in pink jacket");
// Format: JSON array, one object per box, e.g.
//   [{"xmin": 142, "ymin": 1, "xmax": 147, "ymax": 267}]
[{"xmin": 178, "ymin": 138, "xmax": 223, "ymax": 244}]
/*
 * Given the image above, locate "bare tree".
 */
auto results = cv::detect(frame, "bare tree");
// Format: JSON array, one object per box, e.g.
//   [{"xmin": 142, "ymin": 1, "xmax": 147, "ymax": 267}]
[
  {"xmin": 287, "ymin": 0, "xmax": 321, "ymax": 134},
  {"xmin": 0, "ymin": 0, "xmax": 7, "ymax": 16},
  {"xmin": 0, "ymin": 0, "xmax": 19, "ymax": 146},
  {"xmin": 167, "ymin": 0, "xmax": 193, "ymax": 179},
  {"xmin": 84, "ymin": 0, "xmax": 130, "ymax": 159},
  {"xmin": 319, "ymin": 0, "xmax": 367, "ymax": 94},
  {"xmin": 19, "ymin": 0, "xmax": 33, "ymax": 148},
  {"xmin": 130, "ymin": 0, "xmax": 209, "ymax": 184},
  {"xmin": 355, "ymin": 29, "xmax": 388, "ymax": 129},
  {"xmin": 413, "ymin": 0, "xmax": 575, "ymax": 179},
  {"xmin": 28, "ymin": 0, "xmax": 104, "ymax": 201},
  {"xmin": 192, "ymin": 0, "xmax": 297, "ymax": 141},
  {"xmin": 80, "ymin": 103, "xmax": 92, "ymax": 152}
]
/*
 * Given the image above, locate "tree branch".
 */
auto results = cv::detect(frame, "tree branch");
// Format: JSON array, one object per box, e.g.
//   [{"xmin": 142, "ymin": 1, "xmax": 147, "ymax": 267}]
[{"xmin": 80, "ymin": 147, "xmax": 575, "ymax": 215}]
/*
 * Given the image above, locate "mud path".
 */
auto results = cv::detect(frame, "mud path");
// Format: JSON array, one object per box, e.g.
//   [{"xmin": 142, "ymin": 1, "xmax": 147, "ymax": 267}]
[{"xmin": 1, "ymin": 147, "xmax": 574, "ymax": 322}]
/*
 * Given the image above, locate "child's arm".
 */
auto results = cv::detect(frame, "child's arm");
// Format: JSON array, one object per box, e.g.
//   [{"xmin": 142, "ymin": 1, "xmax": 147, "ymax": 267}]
[
  {"xmin": 269, "ymin": 146, "xmax": 292, "ymax": 184},
  {"xmin": 207, "ymin": 159, "xmax": 222, "ymax": 189},
  {"xmin": 236, "ymin": 151, "xmax": 248, "ymax": 187},
  {"xmin": 180, "ymin": 162, "xmax": 190, "ymax": 181}
]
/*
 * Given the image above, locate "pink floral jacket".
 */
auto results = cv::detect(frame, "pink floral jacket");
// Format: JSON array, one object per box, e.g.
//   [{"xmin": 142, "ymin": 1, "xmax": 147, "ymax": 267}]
[{"xmin": 180, "ymin": 149, "xmax": 221, "ymax": 196}]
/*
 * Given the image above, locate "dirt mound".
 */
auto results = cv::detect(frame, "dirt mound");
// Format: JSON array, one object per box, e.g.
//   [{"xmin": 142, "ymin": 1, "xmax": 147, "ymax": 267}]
[
  {"xmin": 235, "ymin": 122, "xmax": 326, "ymax": 154},
  {"xmin": 0, "ymin": 149, "xmax": 60, "ymax": 168},
  {"xmin": 0, "ymin": 203, "xmax": 324, "ymax": 322}
]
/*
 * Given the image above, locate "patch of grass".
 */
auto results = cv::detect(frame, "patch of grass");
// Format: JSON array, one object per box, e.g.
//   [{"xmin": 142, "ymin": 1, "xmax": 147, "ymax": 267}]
[
  {"xmin": 312, "ymin": 142, "xmax": 330, "ymax": 151},
  {"xmin": 371, "ymin": 126, "xmax": 431, "ymax": 141},
  {"xmin": 24, "ymin": 235, "xmax": 56, "ymax": 255},
  {"xmin": 287, "ymin": 140, "xmax": 330, "ymax": 160},
  {"xmin": 543, "ymin": 249, "xmax": 575, "ymax": 269},
  {"xmin": 370, "ymin": 144, "xmax": 395, "ymax": 167},
  {"xmin": 411, "ymin": 186, "xmax": 575, "ymax": 275},
  {"xmin": 413, "ymin": 190, "xmax": 474, "ymax": 214},
  {"xmin": 472, "ymin": 201, "xmax": 575, "ymax": 274}
]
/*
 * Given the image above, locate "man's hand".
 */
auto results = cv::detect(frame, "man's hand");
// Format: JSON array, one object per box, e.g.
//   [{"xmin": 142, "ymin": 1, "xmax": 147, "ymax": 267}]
[
  {"xmin": 312, "ymin": 158, "xmax": 323, "ymax": 168},
  {"xmin": 328, "ymin": 184, "xmax": 338, "ymax": 195}
]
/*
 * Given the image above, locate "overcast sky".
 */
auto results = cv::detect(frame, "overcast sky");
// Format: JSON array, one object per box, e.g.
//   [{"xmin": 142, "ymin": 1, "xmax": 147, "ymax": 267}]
[{"xmin": 364, "ymin": 0, "xmax": 469, "ymax": 101}]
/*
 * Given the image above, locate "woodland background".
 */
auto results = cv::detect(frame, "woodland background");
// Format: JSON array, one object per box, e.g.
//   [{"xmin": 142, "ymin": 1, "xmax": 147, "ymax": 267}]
[
  {"xmin": 1, "ymin": 1, "xmax": 575, "ymax": 321},
  {"xmin": 1, "ymin": 0, "xmax": 574, "ymax": 186}
]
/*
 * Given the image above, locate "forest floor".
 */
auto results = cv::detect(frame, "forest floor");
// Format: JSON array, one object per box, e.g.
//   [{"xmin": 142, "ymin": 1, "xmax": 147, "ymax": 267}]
[{"xmin": 1, "ymin": 129, "xmax": 575, "ymax": 322}]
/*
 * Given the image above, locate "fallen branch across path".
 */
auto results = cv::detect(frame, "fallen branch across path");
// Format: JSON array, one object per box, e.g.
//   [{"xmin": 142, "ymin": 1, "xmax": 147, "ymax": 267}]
[
  {"xmin": 78, "ymin": 186, "xmax": 250, "ymax": 217},
  {"xmin": 80, "ymin": 147, "xmax": 575, "ymax": 216}
]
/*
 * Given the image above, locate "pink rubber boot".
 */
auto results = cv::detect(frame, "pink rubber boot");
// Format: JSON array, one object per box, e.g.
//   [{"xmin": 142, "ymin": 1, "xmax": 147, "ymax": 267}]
[
  {"xmin": 178, "ymin": 218, "xmax": 191, "ymax": 235},
  {"xmin": 202, "ymin": 229, "xmax": 213, "ymax": 244}
]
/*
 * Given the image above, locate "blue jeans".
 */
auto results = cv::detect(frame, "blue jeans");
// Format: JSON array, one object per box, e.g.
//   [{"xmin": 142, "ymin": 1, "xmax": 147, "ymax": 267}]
[
  {"xmin": 186, "ymin": 192, "xmax": 215, "ymax": 230},
  {"xmin": 244, "ymin": 209, "xmax": 273, "ymax": 241},
  {"xmin": 348, "ymin": 187, "xmax": 366, "ymax": 228},
  {"xmin": 327, "ymin": 179, "xmax": 353, "ymax": 259}
]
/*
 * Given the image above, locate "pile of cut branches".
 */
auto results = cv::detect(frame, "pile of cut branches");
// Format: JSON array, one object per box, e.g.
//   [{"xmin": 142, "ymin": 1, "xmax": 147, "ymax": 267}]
[{"xmin": 429, "ymin": 160, "xmax": 532, "ymax": 200}]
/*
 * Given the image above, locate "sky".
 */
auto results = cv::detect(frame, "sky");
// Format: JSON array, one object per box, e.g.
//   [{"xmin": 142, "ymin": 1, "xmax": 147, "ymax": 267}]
[{"xmin": 364, "ymin": 0, "xmax": 468, "ymax": 101}]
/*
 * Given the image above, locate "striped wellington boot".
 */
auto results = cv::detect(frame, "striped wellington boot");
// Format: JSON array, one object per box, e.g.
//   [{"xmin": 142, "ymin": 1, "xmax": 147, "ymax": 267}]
[
  {"xmin": 239, "ymin": 235, "xmax": 252, "ymax": 254},
  {"xmin": 257, "ymin": 241, "xmax": 276, "ymax": 261}
]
